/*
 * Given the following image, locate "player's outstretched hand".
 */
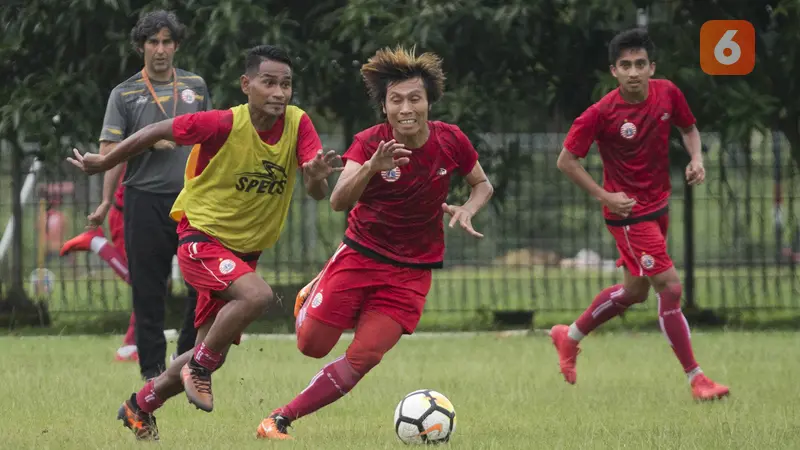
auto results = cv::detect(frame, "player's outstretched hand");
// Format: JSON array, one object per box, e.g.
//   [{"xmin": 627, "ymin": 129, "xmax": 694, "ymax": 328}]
[
  {"xmin": 685, "ymin": 159, "xmax": 705, "ymax": 186},
  {"xmin": 153, "ymin": 139, "xmax": 176, "ymax": 151},
  {"xmin": 601, "ymin": 192, "xmax": 636, "ymax": 218},
  {"xmin": 86, "ymin": 201, "xmax": 112, "ymax": 229},
  {"xmin": 303, "ymin": 149, "xmax": 344, "ymax": 181},
  {"xmin": 442, "ymin": 203, "xmax": 484, "ymax": 239},
  {"xmin": 67, "ymin": 148, "xmax": 108, "ymax": 175},
  {"xmin": 369, "ymin": 139, "xmax": 412, "ymax": 172}
]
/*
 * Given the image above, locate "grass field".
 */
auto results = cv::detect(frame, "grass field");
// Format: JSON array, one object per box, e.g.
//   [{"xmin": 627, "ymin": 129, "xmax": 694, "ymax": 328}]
[{"xmin": 3, "ymin": 331, "xmax": 798, "ymax": 449}]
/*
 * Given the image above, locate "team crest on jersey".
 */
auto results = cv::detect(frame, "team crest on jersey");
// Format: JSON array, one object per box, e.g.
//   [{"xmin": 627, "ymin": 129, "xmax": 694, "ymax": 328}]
[
  {"xmin": 640, "ymin": 254, "xmax": 655, "ymax": 270},
  {"xmin": 380, "ymin": 167, "xmax": 402, "ymax": 182},
  {"xmin": 219, "ymin": 259, "xmax": 236, "ymax": 275},
  {"xmin": 620, "ymin": 121, "xmax": 637, "ymax": 139},
  {"xmin": 181, "ymin": 89, "xmax": 196, "ymax": 104}
]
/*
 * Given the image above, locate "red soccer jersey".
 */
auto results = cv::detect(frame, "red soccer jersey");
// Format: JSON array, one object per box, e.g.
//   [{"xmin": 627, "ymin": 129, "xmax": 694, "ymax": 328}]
[
  {"xmin": 342, "ymin": 121, "xmax": 479, "ymax": 268},
  {"xmin": 563, "ymin": 78, "xmax": 696, "ymax": 221},
  {"xmin": 169, "ymin": 108, "xmax": 322, "ymax": 235}
]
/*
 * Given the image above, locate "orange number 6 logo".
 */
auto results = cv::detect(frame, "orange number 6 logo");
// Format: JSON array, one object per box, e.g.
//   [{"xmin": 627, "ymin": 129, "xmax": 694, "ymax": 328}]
[{"xmin": 700, "ymin": 20, "xmax": 756, "ymax": 75}]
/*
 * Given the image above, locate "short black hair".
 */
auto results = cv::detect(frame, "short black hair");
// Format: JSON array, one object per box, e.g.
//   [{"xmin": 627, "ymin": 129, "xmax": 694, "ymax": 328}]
[
  {"xmin": 608, "ymin": 28, "xmax": 655, "ymax": 65},
  {"xmin": 245, "ymin": 45, "xmax": 293, "ymax": 74},
  {"xmin": 130, "ymin": 10, "xmax": 185, "ymax": 52}
]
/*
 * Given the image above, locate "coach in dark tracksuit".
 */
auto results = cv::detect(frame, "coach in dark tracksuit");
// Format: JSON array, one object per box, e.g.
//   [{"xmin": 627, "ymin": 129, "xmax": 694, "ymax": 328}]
[{"xmin": 99, "ymin": 11, "xmax": 212, "ymax": 380}]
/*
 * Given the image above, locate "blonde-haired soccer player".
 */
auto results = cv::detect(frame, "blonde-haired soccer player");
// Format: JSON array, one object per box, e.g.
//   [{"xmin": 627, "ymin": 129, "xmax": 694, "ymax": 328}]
[
  {"xmin": 256, "ymin": 45, "xmax": 494, "ymax": 440},
  {"xmin": 68, "ymin": 44, "xmax": 341, "ymax": 441}
]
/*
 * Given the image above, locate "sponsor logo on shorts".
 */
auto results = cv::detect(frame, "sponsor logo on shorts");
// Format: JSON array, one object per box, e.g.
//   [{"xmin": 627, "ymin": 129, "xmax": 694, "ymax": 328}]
[
  {"xmin": 640, "ymin": 253, "xmax": 655, "ymax": 270},
  {"xmin": 219, "ymin": 259, "xmax": 236, "ymax": 275},
  {"xmin": 620, "ymin": 121, "xmax": 637, "ymax": 139},
  {"xmin": 311, "ymin": 292, "xmax": 323, "ymax": 308},
  {"xmin": 380, "ymin": 167, "xmax": 401, "ymax": 182},
  {"xmin": 437, "ymin": 168, "xmax": 447, "ymax": 176},
  {"xmin": 181, "ymin": 88, "xmax": 196, "ymax": 104}
]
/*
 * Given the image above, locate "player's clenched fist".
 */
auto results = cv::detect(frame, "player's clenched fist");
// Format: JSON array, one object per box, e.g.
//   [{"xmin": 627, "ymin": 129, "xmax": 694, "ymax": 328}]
[
  {"xmin": 302, "ymin": 149, "xmax": 344, "ymax": 181},
  {"xmin": 601, "ymin": 191, "xmax": 636, "ymax": 218},
  {"xmin": 369, "ymin": 139, "xmax": 412, "ymax": 172},
  {"xmin": 685, "ymin": 159, "xmax": 705, "ymax": 186},
  {"xmin": 67, "ymin": 148, "xmax": 109, "ymax": 175}
]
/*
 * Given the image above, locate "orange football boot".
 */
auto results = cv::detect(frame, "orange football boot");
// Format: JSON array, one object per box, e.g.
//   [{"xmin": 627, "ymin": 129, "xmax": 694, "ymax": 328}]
[
  {"xmin": 117, "ymin": 395, "xmax": 159, "ymax": 440},
  {"xmin": 256, "ymin": 411, "xmax": 293, "ymax": 440},
  {"xmin": 181, "ymin": 361, "xmax": 213, "ymax": 412},
  {"xmin": 550, "ymin": 324, "xmax": 580, "ymax": 385},
  {"xmin": 691, "ymin": 374, "xmax": 730, "ymax": 401}
]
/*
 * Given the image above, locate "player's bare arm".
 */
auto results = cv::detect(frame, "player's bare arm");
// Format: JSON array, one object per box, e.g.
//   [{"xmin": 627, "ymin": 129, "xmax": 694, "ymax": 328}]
[
  {"xmin": 68, "ymin": 119, "xmax": 175, "ymax": 175},
  {"xmin": 302, "ymin": 149, "xmax": 344, "ymax": 200},
  {"xmin": 85, "ymin": 141, "xmax": 122, "ymax": 228},
  {"xmin": 442, "ymin": 161, "xmax": 493, "ymax": 239},
  {"xmin": 329, "ymin": 139, "xmax": 411, "ymax": 211},
  {"xmin": 557, "ymin": 148, "xmax": 636, "ymax": 218},
  {"xmin": 679, "ymin": 124, "xmax": 705, "ymax": 185}
]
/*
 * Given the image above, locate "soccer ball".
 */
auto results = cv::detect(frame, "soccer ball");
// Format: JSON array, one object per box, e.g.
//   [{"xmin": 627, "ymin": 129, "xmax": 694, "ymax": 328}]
[{"xmin": 393, "ymin": 389, "xmax": 456, "ymax": 444}]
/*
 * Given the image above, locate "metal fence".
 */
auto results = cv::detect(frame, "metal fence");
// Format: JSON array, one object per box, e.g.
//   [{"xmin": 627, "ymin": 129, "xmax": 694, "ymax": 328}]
[{"xmin": 1, "ymin": 130, "xmax": 798, "ymax": 316}]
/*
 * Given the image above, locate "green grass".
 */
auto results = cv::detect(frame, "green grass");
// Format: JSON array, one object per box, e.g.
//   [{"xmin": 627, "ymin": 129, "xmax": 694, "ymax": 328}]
[{"xmin": 2, "ymin": 331, "xmax": 798, "ymax": 449}]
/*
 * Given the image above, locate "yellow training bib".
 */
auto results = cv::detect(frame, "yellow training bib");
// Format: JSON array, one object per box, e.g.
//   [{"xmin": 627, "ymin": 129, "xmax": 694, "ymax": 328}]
[{"xmin": 170, "ymin": 104, "xmax": 304, "ymax": 253}]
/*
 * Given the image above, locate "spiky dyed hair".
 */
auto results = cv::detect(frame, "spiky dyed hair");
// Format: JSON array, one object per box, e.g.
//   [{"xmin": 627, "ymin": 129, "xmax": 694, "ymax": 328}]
[{"xmin": 360, "ymin": 45, "xmax": 446, "ymax": 106}]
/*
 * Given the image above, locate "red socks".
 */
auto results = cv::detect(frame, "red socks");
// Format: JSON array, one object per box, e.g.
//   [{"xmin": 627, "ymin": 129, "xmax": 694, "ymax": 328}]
[
  {"xmin": 193, "ymin": 342, "xmax": 224, "ymax": 371},
  {"xmin": 279, "ymin": 310, "xmax": 404, "ymax": 421},
  {"xmin": 135, "ymin": 380, "xmax": 164, "ymax": 414},
  {"xmin": 573, "ymin": 282, "xmax": 700, "ymax": 375},
  {"xmin": 280, "ymin": 356, "xmax": 362, "ymax": 420},
  {"xmin": 91, "ymin": 237, "xmax": 130, "ymax": 284},
  {"xmin": 573, "ymin": 284, "xmax": 633, "ymax": 336},
  {"xmin": 657, "ymin": 284, "xmax": 699, "ymax": 373}
]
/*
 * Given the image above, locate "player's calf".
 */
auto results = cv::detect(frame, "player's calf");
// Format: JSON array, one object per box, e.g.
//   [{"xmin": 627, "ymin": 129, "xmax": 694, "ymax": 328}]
[
  {"xmin": 183, "ymin": 274, "xmax": 271, "ymax": 412},
  {"xmin": 263, "ymin": 310, "xmax": 403, "ymax": 435},
  {"xmin": 551, "ymin": 280, "xmax": 647, "ymax": 384}
]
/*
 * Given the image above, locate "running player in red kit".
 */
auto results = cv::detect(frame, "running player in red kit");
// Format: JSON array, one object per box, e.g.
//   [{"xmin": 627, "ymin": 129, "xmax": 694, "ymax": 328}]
[
  {"xmin": 550, "ymin": 28, "xmax": 729, "ymax": 400},
  {"xmin": 70, "ymin": 45, "xmax": 340, "ymax": 441},
  {"xmin": 60, "ymin": 170, "xmax": 138, "ymax": 361},
  {"xmin": 256, "ymin": 45, "xmax": 494, "ymax": 439}
]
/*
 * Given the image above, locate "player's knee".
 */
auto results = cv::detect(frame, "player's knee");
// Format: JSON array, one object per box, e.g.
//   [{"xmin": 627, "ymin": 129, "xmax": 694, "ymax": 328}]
[
  {"xmin": 244, "ymin": 284, "xmax": 273, "ymax": 314},
  {"xmin": 345, "ymin": 347, "xmax": 384, "ymax": 375},
  {"xmin": 297, "ymin": 338, "xmax": 334, "ymax": 359},
  {"xmin": 657, "ymin": 282, "xmax": 682, "ymax": 310}
]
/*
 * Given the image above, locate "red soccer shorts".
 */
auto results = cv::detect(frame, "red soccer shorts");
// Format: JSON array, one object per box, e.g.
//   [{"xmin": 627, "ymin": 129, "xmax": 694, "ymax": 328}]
[
  {"xmin": 606, "ymin": 214, "xmax": 672, "ymax": 277},
  {"xmin": 296, "ymin": 243, "xmax": 432, "ymax": 335},
  {"xmin": 177, "ymin": 233, "xmax": 261, "ymax": 343},
  {"xmin": 107, "ymin": 205, "xmax": 126, "ymax": 262}
]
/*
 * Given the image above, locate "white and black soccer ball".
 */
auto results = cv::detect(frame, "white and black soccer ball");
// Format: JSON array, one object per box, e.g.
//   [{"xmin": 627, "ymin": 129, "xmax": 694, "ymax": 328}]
[{"xmin": 393, "ymin": 389, "xmax": 456, "ymax": 445}]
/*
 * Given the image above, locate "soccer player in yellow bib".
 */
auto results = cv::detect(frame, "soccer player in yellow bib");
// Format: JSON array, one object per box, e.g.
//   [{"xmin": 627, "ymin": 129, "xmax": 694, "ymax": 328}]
[{"xmin": 68, "ymin": 45, "xmax": 342, "ymax": 441}]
